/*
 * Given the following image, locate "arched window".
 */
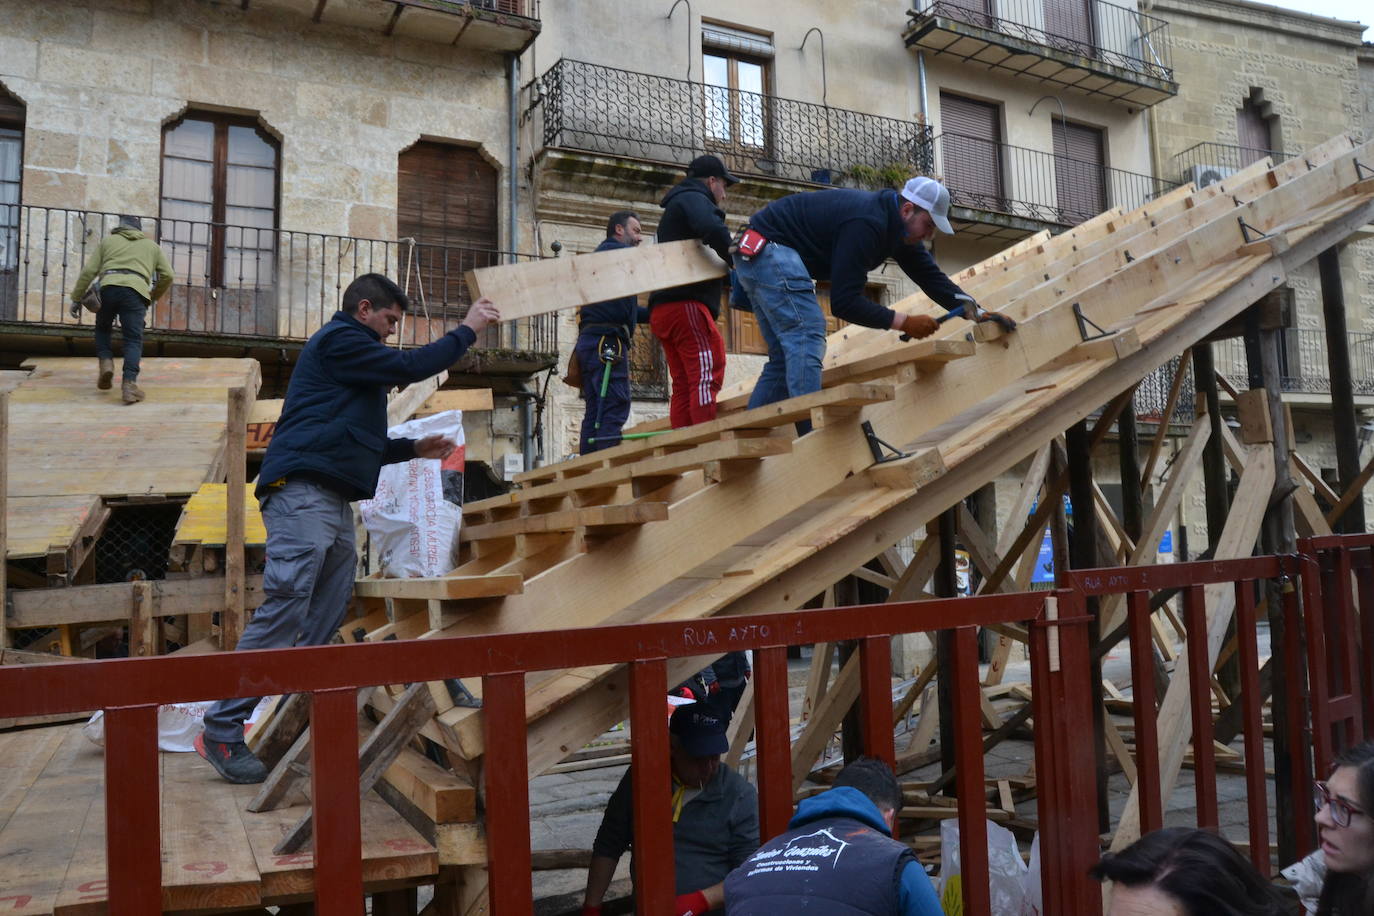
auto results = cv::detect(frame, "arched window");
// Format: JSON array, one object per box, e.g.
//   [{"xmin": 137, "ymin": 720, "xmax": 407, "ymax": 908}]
[{"xmin": 160, "ymin": 112, "xmax": 279, "ymax": 290}]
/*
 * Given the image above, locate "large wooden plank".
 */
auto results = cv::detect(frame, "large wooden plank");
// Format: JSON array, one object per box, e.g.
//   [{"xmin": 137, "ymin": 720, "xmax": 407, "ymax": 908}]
[
  {"xmin": 9, "ymin": 575, "xmax": 266, "ymax": 629},
  {"xmin": 354, "ymin": 574, "xmax": 524, "ymax": 601},
  {"xmin": 4, "ymin": 497, "xmax": 106, "ymax": 561},
  {"xmin": 158, "ymin": 748, "xmax": 263, "ymax": 910},
  {"xmin": 173, "ymin": 483, "xmax": 268, "ymax": 548},
  {"xmin": 466, "ymin": 240, "xmax": 727, "ymax": 321}
]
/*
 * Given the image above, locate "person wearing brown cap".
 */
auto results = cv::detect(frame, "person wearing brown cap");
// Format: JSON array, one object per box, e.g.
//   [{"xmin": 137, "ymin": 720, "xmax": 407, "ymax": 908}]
[{"xmin": 648, "ymin": 155, "xmax": 738, "ymax": 428}]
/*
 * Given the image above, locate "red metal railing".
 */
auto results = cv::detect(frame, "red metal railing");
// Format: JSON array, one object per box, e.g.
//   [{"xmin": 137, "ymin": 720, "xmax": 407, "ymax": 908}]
[{"xmin": 3, "ymin": 542, "xmax": 1372, "ymax": 913}]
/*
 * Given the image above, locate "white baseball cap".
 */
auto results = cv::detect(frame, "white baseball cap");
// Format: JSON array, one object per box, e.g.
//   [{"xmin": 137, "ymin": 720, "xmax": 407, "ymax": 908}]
[{"xmin": 900, "ymin": 177, "xmax": 954, "ymax": 234}]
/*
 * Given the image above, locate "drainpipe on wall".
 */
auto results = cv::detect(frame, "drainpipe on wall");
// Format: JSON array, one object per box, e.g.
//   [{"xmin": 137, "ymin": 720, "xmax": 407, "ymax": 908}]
[{"xmin": 507, "ymin": 52, "xmax": 533, "ymax": 470}]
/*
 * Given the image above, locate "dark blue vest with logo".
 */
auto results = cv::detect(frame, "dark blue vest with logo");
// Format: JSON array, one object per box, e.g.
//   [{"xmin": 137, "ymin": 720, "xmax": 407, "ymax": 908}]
[{"xmin": 724, "ymin": 814, "xmax": 913, "ymax": 915}]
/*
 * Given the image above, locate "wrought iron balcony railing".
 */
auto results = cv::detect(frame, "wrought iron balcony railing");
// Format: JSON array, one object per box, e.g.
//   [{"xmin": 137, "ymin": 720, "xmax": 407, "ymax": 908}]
[
  {"xmin": 0, "ymin": 206, "xmax": 555, "ymax": 355},
  {"xmin": 912, "ymin": 0, "xmax": 1174, "ymax": 83},
  {"xmin": 1173, "ymin": 141, "xmax": 1291, "ymax": 187},
  {"xmin": 1215, "ymin": 329, "xmax": 1374, "ymax": 398},
  {"xmin": 934, "ymin": 132, "xmax": 1176, "ymax": 228},
  {"xmin": 530, "ymin": 58, "xmax": 935, "ymax": 186}
]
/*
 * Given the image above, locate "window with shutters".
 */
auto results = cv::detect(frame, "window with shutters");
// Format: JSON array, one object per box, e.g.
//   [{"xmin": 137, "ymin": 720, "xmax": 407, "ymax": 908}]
[
  {"xmin": 0, "ymin": 87, "xmax": 22, "ymax": 320},
  {"xmin": 939, "ymin": 94, "xmax": 1005, "ymax": 214},
  {"xmin": 397, "ymin": 142, "xmax": 500, "ymax": 312},
  {"xmin": 160, "ymin": 112, "xmax": 279, "ymax": 291},
  {"xmin": 724, "ymin": 281, "xmax": 879, "ymax": 356},
  {"xmin": 702, "ymin": 24, "xmax": 773, "ymax": 164},
  {"xmin": 1235, "ymin": 92, "xmax": 1275, "ymax": 167},
  {"xmin": 943, "ymin": 0, "xmax": 996, "ymax": 30},
  {"xmin": 1043, "ymin": 0, "xmax": 1096, "ymax": 55},
  {"xmin": 1052, "ymin": 119, "xmax": 1107, "ymax": 224}
]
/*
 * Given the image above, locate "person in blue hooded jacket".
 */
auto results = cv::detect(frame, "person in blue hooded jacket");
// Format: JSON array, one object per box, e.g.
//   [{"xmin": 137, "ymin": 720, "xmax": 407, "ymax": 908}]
[
  {"xmin": 199, "ymin": 272, "xmax": 498, "ymax": 785},
  {"xmin": 724, "ymin": 757, "xmax": 943, "ymax": 915}
]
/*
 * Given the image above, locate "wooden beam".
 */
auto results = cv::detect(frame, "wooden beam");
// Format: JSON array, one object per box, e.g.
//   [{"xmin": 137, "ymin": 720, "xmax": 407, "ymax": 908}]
[
  {"xmin": 223, "ymin": 386, "xmax": 248, "ymax": 651},
  {"xmin": 388, "ymin": 372, "xmax": 449, "ymax": 426},
  {"xmin": 1112, "ymin": 447, "xmax": 1275, "ymax": 850},
  {"xmin": 354, "ymin": 574, "xmax": 525, "ymax": 601},
  {"xmin": 466, "ymin": 240, "xmax": 727, "ymax": 322},
  {"xmin": 416, "ymin": 389, "xmax": 495, "ymax": 416},
  {"xmin": 9, "ymin": 574, "xmax": 265, "ymax": 628}
]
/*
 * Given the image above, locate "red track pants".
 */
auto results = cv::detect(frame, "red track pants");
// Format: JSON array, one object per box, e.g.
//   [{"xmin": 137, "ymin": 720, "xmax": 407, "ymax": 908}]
[{"xmin": 650, "ymin": 300, "xmax": 726, "ymax": 429}]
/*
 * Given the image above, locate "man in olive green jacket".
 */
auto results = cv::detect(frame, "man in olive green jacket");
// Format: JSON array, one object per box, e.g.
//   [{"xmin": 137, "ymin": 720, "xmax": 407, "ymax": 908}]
[{"xmin": 69, "ymin": 215, "xmax": 173, "ymax": 403}]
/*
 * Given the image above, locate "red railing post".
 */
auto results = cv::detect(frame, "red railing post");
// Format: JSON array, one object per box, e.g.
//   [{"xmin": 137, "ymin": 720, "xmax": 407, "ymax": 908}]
[
  {"xmin": 1352, "ymin": 548, "xmax": 1374, "ymax": 734},
  {"xmin": 948, "ymin": 625, "xmax": 990, "ymax": 916},
  {"xmin": 311, "ymin": 688, "xmax": 364, "ymax": 914},
  {"xmin": 1332, "ymin": 546, "xmax": 1365, "ymax": 748},
  {"xmin": 483, "ymin": 672, "xmax": 534, "ymax": 915},
  {"xmin": 859, "ymin": 634, "xmax": 896, "ymax": 770},
  {"xmin": 1126, "ymin": 589, "xmax": 1162, "ymax": 834},
  {"xmin": 1032, "ymin": 593, "xmax": 1102, "ymax": 916},
  {"xmin": 1234, "ymin": 580, "xmax": 1270, "ymax": 873},
  {"xmin": 104, "ymin": 704, "xmax": 161, "ymax": 914},
  {"xmin": 1181, "ymin": 584, "xmax": 1218, "ymax": 828},
  {"xmin": 1283, "ymin": 560, "xmax": 1316, "ymax": 856},
  {"xmin": 628, "ymin": 659, "xmax": 674, "ymax": 915},
  {"xmin": 752, "ymin": 645, "xmax": 794, "ymax": 842}
]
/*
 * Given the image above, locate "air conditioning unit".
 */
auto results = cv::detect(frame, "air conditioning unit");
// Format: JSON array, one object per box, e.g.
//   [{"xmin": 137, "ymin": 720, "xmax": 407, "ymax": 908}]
[{"xmin": 1189, "ymin": 163, "xmax": 1235, "ymax": 188}]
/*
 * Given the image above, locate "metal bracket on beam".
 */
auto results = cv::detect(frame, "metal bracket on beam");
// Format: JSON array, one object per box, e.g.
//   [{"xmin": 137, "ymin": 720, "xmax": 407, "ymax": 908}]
[
  {"xmin": 861, "ymin": 421, "xmax": 908, "ymax": 464},
  {"xmin": 1355, "ymin": 159, "xmax": 1374, "ymax": 180},
  {"xmin": 1071, "ymin": 303, "xmax": 1112, "ymax": 342},
  {"xmin": 1237, "ymin": 217, "xmax": 1269, "ymax": 244}
]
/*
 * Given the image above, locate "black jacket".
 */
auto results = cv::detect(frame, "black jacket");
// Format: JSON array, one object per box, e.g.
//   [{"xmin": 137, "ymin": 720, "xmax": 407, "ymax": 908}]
[
  {"xmin": 748, "ymin": 188, "xmax": 966, "ymax": 330},
  {"xmin": 648, "ymin": 178, "xmax": 734, "ymax": 317},
  {"xmin": 258, "ymin": 311, "xmax": 477, "ymax": 501},
  {"xmin": 579, "ymin": 238, "xmax": 650, "ymax": 337}
]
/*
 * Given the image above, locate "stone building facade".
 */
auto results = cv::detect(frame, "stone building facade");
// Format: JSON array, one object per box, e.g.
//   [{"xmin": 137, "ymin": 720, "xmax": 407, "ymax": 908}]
[{"xmin": 1148, "ymin": 0, "xmax": 1374, "ymax": 547}]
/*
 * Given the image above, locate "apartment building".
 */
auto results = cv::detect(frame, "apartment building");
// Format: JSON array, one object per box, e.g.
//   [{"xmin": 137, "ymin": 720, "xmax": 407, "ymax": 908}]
[
  {"xmin": 0, "ymin": 0, "xmax": 544, "ymax": 472},
  {"xmin": 526, "ymin": 0, "xmax": 1175, "ymax": 459}
]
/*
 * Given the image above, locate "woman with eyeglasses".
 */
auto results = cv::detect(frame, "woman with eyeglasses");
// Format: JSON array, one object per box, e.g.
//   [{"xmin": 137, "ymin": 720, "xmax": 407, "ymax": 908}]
[{"xmin": 1315, "ymin": 741, "xmax": 1374, "ymax": 915}]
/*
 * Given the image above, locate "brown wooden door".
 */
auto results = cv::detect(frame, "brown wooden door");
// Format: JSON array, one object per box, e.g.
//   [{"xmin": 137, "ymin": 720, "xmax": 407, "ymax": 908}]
[
  {"xmin": 1235, "ymin": 99, "xmax": 1273, "ymax": 166},
  {"xmin": 397, "ymin": 142, "xmax": 500, "ymax": 344},
  {"xmin": 939, "ymin": 94, "xmax": 1004, "ymax": 213},
  {"xmin": 1052, "ymin": 119, "xmax": 1106, "ymax": 224}
]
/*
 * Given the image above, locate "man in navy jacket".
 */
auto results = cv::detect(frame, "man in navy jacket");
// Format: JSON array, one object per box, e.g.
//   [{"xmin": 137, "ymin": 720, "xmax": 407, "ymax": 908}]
[
  {"xmin": 576, "ymin": 211, "xmax": 647, "ymax": 453},
  {"xmin": 199, "ymin": 273, "xmax": 498, "ymax": 784},
  {"xmin": 725, "ymin": 757, "xmax": 943, "ymax": 915},
  {"xmin": 736, "ymin": 177, "xmax": 980, "ymax": 411}
]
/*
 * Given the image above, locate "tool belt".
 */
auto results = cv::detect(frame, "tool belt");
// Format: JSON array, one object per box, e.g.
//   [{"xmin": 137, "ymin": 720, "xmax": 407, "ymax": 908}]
[{"xmin": 578, "ymin": 322, "xmax": 632, "ymax": 340}]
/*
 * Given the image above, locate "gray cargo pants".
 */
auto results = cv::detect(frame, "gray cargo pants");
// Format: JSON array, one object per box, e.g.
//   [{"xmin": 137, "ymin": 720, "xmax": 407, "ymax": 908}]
[{"xmin": 202, "ymin": 478, "xmax": 357, "ymax": 744}]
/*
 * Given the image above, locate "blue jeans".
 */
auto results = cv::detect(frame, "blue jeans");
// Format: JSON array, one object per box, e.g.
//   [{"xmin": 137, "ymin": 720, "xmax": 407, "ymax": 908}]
[
  {"xmin": 576, "ymin": 330, "xmax": 631, "ymax": 453},
  {"xmin": 735, "ymin": 242, "xmax": 827, "ymax": 410},
  {"xmin": 93, "ymin": 284, "xmax": 147, "ymax": 380},
  {"xmin": 202, "ymin": 478, "xmax": 357, "ymax": 744}
]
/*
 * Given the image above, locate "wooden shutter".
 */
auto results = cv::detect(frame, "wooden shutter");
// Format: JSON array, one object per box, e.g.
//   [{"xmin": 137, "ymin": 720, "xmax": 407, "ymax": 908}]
[
  {"xmin": 1052, "ymin": 119, "xmax": 1106, "ymax": 224},
  {"xmin": 0, "ymin": 87, "xmax": 23, "ymax": 128},
  {"xmin": 939, "ymin": 94, "xmax": 1004, "ymax": 210},
  {"xmin": 398, "ymin": 143, "xmax": 499, "ymax": 310},
  {"xmin": 1043, "ymin": 0, "xmax": 1094, "ymax": 51},
  {"xmin": 1235, "ymin": 100, "xmax": 1272, "ymax": 166},
  {"xmin": 943, "ymin": 0, "xmax": 993, "ymax": 28}
]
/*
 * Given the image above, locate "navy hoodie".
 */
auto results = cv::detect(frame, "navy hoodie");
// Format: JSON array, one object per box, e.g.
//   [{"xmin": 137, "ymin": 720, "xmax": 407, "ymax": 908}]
[
  {"xmin": 648, "ymin": 178, "xmax": 734, "ymax": 316},
  {"xmin": 748, "ymin": 188, "xmax": 967, "ymax": 330}
]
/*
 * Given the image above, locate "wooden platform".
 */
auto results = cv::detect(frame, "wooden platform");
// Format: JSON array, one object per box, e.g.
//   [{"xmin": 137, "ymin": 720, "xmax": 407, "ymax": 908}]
[
  {"xmin": 4, "ymin": 357, "xmax": 261, "ymax": 581},
  {"xmin": 0, "ymin": 724, "xmax": 437, "ymax": 913}
]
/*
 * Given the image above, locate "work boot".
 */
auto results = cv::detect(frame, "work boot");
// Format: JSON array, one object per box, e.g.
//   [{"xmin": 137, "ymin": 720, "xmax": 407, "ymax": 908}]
[
  {"xmin": 196, "ymin": 734, "xmax": 268, "ymax": 784},
  {"xmin": 121, "ymin": 378, "xmax": 145, "ymax": 404},
  {"xmin": 97, "ymin": 358, "xmax": 114, "ymax": 390}
]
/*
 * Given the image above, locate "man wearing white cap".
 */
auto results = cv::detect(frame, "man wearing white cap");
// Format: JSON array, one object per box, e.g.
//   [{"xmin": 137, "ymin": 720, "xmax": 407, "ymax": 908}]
[{"xmin": 734, "ymin": 177, "xmax": 1009, "ymax": 411}]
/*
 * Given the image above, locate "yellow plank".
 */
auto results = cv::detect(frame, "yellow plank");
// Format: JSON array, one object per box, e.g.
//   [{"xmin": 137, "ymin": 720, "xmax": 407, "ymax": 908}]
[
  {"xmin": 354, "ymin": 574, "xmax": 525, "ymax": 600},
  {"xmin": 173, "ymin": 483, "xmax": 267, "ymax": 548}
]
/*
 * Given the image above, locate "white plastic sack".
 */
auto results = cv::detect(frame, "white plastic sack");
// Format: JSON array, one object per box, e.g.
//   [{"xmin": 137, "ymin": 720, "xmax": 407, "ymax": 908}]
[
  {"xmin": 359, "ymin": 410, "xmax": 465, "ymax": 579},
  {"xmin": 83, "ymin": 702, "xmax": 212, "ymax": 753},
  {"xmin": 1281, "ymin": 850, "xmax": 1326, "ymax": 914},
  {"xmin": 939, "ymin": 818, "xmax": 1042, "ymax": 915},
  {"xmin": 82, "ymin": 695, "xmax": 274, "ymax": 753}
]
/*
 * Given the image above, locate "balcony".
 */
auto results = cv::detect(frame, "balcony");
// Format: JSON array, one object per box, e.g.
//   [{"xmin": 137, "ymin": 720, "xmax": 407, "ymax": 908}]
[
  {"xmin": 0, "ymin": 206, "xmax": 555, "ymax": 372},
  {"xmin": 904, "ymin": 0, "xmax": 1176, "ymax": 108},
  {"xmin": 244, "ymin": 0, "xmax": 539, "ymax": 53},
  {"xmin": 1173, "ymin": 141, "xmax": 1291, "ymax": 188},
  {"xmin": 933, "ymin": 132, "xmax": 1176, "ymax": 240},
  {"xmin": 529, "ymin": 59, "xmax": 935, "ymax": 188},
  {"xmin": 1215, "ymin": 330, "xmax": 1374, "ymax": 401}
]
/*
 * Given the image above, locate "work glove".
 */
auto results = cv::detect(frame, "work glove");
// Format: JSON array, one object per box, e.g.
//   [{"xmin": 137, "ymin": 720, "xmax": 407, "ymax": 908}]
[
  {"xmin": 897, "ymin": 313, "xmax": 939, "ymax": 340},
  {"xmin": 674, "ymin": 890, "xmax": 710, "ymax": 916}
]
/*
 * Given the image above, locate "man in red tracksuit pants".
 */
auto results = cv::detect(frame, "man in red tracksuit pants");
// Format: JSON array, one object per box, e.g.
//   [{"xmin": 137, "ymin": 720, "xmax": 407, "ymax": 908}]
[{"xmin": 649, "ymin": 155, "xmax": 737, "ymax": 428}]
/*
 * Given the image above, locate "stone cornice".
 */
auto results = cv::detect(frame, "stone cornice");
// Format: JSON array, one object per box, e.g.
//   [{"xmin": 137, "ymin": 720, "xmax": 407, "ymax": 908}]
[{"xmin": 1150, "ymin": 0, "xmax": 1366, "ymax": 49}]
